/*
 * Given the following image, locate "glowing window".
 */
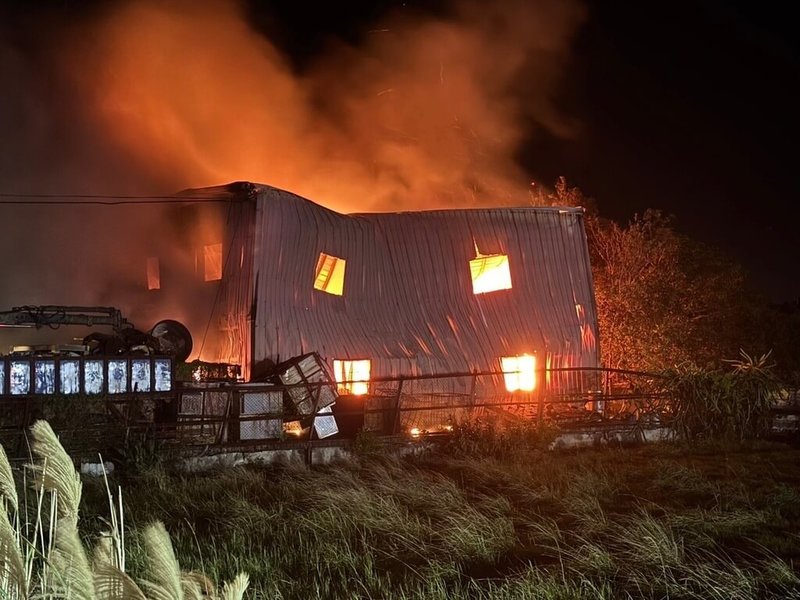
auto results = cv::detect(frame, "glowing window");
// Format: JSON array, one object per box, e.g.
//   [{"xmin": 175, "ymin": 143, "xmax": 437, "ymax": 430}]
[
  {"xmin": 204, "ymin": 243, "xmax": 223, "ymax": 281},
  {"xmin": 146, "ymin": 257, "xmax": 161, "ymax": 290},
  {"xmin": 314, "ymin": 253, "xmax": 346, "ymax": 296},
  {"xmin": 501, "ymin": 355, "xmax": 536, "ymax": 392},
  {"xmin": 333, "ymin": 359, "xmax": 370, "ymax": 395},
  {"xmin": 470, "ymin": 254, "xmax": 512, "ymax": 294}
]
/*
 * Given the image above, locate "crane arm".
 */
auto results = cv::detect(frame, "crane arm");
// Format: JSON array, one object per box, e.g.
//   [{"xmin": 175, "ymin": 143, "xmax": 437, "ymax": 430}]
[{"xmin": 0, "ymin": 305, "xmax": 134, "ymax": 332}]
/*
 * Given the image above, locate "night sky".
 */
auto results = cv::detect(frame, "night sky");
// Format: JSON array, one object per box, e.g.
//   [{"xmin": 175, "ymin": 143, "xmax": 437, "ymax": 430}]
[{"xmin": 1, "ymin": 0, "xmax": 798, "ymax": 302}]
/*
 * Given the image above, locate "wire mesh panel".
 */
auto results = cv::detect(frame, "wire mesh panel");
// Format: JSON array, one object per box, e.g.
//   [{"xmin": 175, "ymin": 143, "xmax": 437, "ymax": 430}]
[
  {"xmin": 177, "ymin": 389, "xmax": 230, "ymax": 443},
  {"xmin": 9, "ymin": 361, "xmax": 30, "ymax": 395},
  {"xmin": 60, "ymin": 360, "xmax": 80, "ymax": 394},
  {"xmin": 312, "ymin": 405, "xmax": 339, "ymax": 439},
  {"xmin": 240, "ymin": 391, "xmax": 282, "ymax": 440},
  {"xmin": 277, "ymin": 353, "xmax": 337, "ymax": 415},
  {"xmin": 131, "ymin": 359, "xmax": 151, "ymax": 392},
  {"xmin": 34, "ymin": 361, "xmax": 56, "ymax": 395},
  {"xmin": 398, "ymin": 375, "xmax": 476, "ymax": 432}
]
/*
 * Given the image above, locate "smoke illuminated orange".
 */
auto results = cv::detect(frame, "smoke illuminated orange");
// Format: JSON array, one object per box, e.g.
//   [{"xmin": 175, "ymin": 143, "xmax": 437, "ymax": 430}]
[{"xmin": 56, "ymin": 0, "xmax": 584, "ymax": 212}]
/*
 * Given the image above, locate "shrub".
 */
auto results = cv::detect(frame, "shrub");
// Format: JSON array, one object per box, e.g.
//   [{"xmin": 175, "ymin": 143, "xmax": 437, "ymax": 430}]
[
  {"xmin": 664, "ymin": 350, "xmax": 780, "ymax": 442},
  {"xmin": 442, "ymin": 417, "xmax": 557, "ymax": 460}
]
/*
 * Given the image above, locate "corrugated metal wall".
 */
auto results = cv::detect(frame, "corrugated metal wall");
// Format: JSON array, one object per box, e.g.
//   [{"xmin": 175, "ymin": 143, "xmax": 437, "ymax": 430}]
[
  {"xmin": 238, "ymin": 185, "xmax": 599, "ymax": 390},
  {"xmin": 186, "ymin": 184, "xmax": 256, "ymax": 379}
]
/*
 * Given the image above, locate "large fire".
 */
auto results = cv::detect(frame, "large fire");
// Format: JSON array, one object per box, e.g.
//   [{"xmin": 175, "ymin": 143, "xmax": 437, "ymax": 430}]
[
  {"xmin": 51, "ymin": 0, "xmax": 583, "ymax": 212},
  {"xmin": 0, "ymin": 0, "xmax": 585, "ymax": 364}
]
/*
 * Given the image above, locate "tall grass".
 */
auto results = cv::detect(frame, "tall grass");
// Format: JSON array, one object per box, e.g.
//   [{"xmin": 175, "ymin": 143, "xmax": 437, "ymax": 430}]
[
  {"xmin": 0, "ymin": 420, "xmax": 249, "ymax": 600},
  {"xmin": 95, "ymin": 440, "xmax": 800, "ymax": 599},
  {"xmin": 664, "ymin": 350, "xmax": 780, "ymax": 442}
]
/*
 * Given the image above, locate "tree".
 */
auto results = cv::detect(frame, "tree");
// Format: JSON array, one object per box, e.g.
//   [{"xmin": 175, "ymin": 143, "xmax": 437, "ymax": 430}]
[{"xmin": 546, "ymin": 178, "xmax": 759, "ymax": 372}]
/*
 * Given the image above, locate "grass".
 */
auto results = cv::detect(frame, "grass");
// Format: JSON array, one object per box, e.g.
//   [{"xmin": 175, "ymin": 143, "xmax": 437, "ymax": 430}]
[
  {"xmin": 1, "ymin": 420, "xmax": 250, "ymax": 599},
  {"xmin": 77, "ymin": 438, "xmax": 800, "ymax": 599}
]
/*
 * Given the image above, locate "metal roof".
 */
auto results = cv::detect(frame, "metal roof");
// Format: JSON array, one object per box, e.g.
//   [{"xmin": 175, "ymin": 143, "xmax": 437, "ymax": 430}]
[{"xmin": 227, "ymin": 184, "xmax": 600, "ymax": 379}]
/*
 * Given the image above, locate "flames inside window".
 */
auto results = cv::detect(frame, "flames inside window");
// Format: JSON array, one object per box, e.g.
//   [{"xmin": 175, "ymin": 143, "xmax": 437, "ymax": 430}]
[
  {"xmin": 501, "ymin": 355, "xmax": 536, "ymax": 392},
  {"xmin": 333, "ymin": 359, "xmax": 370, "ymax": 395},
  {"xmin": 146, "ymin": 257, "xmax": 160, "ymax": 290},
  {"xmin": 470, "ymin": 254, "xmax": 512, "ymax": 294},
  {"xmin": 204, "ymin": 243, "xmax": 223, "ymax": 281},
  {"xmin": 314, "ymin": 252, "xmax": 346, "ymax": 296}
]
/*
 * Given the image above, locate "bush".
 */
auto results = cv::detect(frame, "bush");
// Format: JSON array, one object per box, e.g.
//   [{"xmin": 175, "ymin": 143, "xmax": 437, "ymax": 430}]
[
  {"xmin": 442, "ymin": 417, "xmax": 557, "ymax": 460},
  {"xmin": 664, "ymin": 351, "xmax": 780, "ymax": 442}
]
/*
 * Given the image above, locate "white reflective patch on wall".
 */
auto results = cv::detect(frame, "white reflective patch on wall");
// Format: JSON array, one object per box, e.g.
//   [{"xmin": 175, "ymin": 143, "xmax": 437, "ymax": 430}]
[
  {"xmin": 10, "ymin": 361, "xmax": 30, "ymax": 395},
  {"xmin": 108, "ymin": 360, "xmax": 128, "ymax": 394},
  {"xmin": 154, "ymin": 359, "xmax": 171, "ymax": 392},
  {"xmin": 131, "ymin": 359, "xmax": 151, "ymax": 392},
  {"xmin": 85, "ymin": 360, "xmax": 104, "ymax": 395},
  {"xmin": 60, "ymin": 360, "xmax": 80, "ymax": 395},
  {"xmin": 35, "ymin": 361, "xmax": 56, "ymax": 395},
  {"xmin": 0, "ymin": 360, "xmax": 5, "ymax": 394}
]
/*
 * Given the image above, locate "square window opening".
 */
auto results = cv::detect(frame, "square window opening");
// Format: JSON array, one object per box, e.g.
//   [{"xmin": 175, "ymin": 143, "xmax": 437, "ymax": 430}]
[
  {"xmin": 314, "ymin": 252, "xmax": 346, "ymax": 296},
  {"xmin": 501, "ymin": 355, "xmax": 536, "ymax": 392},
  {"xmin": 470, "ymin": 254, "xmax": 512, "ymax": 294},
  {"xmin": 147, "ymin": 257, "xmax": 161, "ymax": 290},
  {"xmin": 333, "ymin": 359, "xmax": 370, "ymax": 395},
  {"xmin": 204, "ymin": 243, "xmax": 223, "ymax": 281}
]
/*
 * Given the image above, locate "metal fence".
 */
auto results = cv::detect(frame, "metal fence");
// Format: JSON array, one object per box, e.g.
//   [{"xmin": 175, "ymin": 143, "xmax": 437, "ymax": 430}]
[
  {"xmin": 22, "ymin": 366, "xmax": 800, "ymax": 460},
  {"xmin": 162, "ymin": 367, "xmax": 669, "ymax": 448}
]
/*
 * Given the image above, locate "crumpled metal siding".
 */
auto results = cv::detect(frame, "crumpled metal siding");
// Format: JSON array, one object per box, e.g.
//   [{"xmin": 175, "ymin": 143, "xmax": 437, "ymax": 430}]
[{"xmin": 247, "ymin": 186, "xmax": 599, "ymax": 383}]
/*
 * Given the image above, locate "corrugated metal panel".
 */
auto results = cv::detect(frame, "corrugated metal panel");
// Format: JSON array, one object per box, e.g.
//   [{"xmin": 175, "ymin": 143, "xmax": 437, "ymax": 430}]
[
  {"xmin": 237, "ymin": 184, "xmax": 600, "ymax": 390},
  {"xmin": 201, "ymin": 188, "xmax": 256, "ymax": 378}
]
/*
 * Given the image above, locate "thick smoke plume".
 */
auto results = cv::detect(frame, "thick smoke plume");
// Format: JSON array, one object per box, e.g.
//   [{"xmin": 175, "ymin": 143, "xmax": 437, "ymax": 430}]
[
  {"xmin": 3, "ymin": 0, "xmax": 584, "ymax": 210},
  {"xmin": 0, "ymin": 0, "xmax": 583, "ymax": 349}
]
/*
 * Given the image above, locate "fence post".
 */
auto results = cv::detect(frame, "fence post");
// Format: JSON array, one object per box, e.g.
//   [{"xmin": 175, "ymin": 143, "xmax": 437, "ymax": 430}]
[
  {"xmin": 392, "ymin": 377, "xmax": 405, "ymax": 435},
  {"xmin": 536, "ymin": 367, "xmax": 545, "ymax": 423},
  {"xmin": 225, "ymin": 390, "xmax": 241, "ymax": 444},
  {"xmin": 469, "ymin": 370, "xmax": 478, "ymax": 408},
  {"xmin": 306, "ymin": 382, "xmax": 322, "ymax": 466}
]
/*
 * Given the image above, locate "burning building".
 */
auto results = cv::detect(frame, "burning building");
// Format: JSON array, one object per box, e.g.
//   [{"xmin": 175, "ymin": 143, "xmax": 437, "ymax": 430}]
[
  {"xmin": 0, "ymin": 181, "xmax": 598, "ymax": 398},
  {"xmin": 175, "ymin": 182, "xmax": 599, "ymax": 398},
  {"xmin": 0, "ymin": 180, "xmax": 600, "ymax": 439}
]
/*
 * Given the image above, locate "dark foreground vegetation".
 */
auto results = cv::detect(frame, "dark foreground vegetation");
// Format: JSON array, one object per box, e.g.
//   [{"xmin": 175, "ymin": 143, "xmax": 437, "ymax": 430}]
[{"xmin": 80, "ymin": 434, "xmax": 800, "ymax": 599}]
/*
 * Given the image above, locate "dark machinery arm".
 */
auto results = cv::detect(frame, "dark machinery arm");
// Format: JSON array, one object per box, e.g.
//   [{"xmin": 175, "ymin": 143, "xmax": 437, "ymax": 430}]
[
  {"xmin": 0, "ymin": 305, "xmax": 192, "ymax": 361},
  {"xmin": 0, "ymin": 305, "xmax": 134, "ymax": 331}
]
